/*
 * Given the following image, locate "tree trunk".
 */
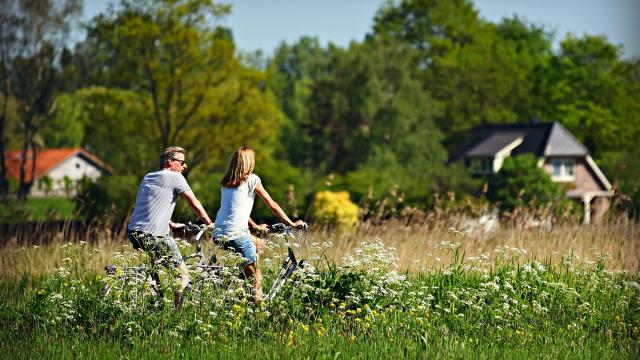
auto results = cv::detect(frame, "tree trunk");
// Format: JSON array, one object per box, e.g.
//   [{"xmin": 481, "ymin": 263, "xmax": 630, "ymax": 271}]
[
  {"xmin": 17, "ymin": 115, "xmax": 34, "ymax": 201},
  {"xmin": 0, "ymin": 113, "xmax": 8, "ymax": 199},
  {"xmin": 0, "ymin": 81, "xmax": 9, "ymax": 200}
]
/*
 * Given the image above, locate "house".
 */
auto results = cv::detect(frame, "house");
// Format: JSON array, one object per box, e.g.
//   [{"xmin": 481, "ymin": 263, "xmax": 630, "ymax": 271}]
[
  {"xmin": 450, "ymin": 121, "xmax": 613, "ymax": 224},
  {"xmin": 4, "ymin": 147, "xmax": 112, "ymax": 197}
]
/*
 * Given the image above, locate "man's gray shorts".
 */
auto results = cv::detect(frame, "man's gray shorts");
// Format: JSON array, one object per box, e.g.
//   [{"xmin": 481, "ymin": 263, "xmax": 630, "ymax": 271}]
[{"xmin": 128, "ymin": 229, "xmax": 183, "ymax": 266}]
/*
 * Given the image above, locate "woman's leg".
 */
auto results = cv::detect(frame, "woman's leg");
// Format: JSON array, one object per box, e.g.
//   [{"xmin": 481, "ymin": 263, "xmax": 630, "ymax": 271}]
[
  {"xmin": 251, "ymin": 235, "xmax": 264, "ymax": 254},
  {"xmin": 244, "ymin": 263, "xmax": 263, "ymax": 303}
]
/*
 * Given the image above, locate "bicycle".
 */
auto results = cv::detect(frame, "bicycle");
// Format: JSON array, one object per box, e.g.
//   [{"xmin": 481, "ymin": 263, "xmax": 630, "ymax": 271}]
[
  {"xmin": 101, "ymin": 222, "xmax": 311, "ymax": 304},
  {"xmin": 187, "ymin": 221, "xmax": 312, "ymax": 302},
  {"xmin": 263, "ymin": 223, "xmax": 310, "ymax": 301},
  {"xmin": 100, "ymin": 224, "xmax": 223, "ymax": 301}
]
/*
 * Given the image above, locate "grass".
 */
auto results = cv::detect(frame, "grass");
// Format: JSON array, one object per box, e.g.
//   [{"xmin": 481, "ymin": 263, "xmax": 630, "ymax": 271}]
[
  {"xmin": 2, "ymin": 324, "xmax": 637, "ymax": 359},
  {"xmin": 1, "ymin": 219, "xmax": 639, "ymax": 358},
  {"xmin": 0, "ymin": 197, "xmax": 77, "ymax": 222},
  {"xmin": 2, "ymin": 219, "xmax": 638, "ymax": 279}
]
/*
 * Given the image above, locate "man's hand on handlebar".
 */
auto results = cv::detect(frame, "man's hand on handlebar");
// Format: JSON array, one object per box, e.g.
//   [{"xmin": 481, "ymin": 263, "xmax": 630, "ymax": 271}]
[
  {"xmin": 170, "ymin": 221, "xmax": 187, "ymax": 237},
  {"xmin": 292, "ymin": 220, "xmax": 307, "ymax": 229}
]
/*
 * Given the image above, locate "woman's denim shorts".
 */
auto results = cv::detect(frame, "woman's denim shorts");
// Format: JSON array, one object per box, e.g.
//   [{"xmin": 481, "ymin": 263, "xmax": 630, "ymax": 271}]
[{"xmin": 222, "ymin": 235, "xmax": 257, "ymax": 267}]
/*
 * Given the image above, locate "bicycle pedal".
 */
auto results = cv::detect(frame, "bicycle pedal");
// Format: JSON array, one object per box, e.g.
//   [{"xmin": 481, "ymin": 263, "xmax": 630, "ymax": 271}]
[
  {"xmin": 104, "ymin": 265, "xmax": 116, "ymax": 275},
  {"xmin": 100, "ymin": 284, "xmax": 111, "ymax": 296},
  {"xmin": 150, "ymin": 284, "xmax": 159, "ymax": 297}
]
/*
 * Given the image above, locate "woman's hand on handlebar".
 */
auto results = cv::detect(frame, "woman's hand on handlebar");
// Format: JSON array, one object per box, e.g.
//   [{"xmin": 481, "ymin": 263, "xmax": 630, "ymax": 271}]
[{"xmin": 253, "ymin": 223, "xmax": 268, "ymax": 232}]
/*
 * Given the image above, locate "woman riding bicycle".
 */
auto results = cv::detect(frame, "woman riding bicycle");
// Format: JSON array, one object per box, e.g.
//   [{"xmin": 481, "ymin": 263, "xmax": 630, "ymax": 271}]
[{"xmin": 213, "ymin": 146, "xmax": 305, "ymax": 303}]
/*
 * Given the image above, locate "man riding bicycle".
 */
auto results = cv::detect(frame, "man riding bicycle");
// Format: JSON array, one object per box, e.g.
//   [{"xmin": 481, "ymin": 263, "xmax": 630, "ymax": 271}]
[{"xmin": 127, "ymin": 146, "xmax": 213, "ymax": 309}]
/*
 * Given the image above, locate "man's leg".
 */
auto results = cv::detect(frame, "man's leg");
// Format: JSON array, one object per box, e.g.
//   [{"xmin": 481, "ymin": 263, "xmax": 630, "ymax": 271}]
[{"xmin": 177, "ymin": 261, "xmax": 190, "ymax": 290}]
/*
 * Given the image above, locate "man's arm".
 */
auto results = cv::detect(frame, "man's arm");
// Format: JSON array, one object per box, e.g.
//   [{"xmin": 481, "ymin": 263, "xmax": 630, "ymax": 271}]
[{"xmin": 180, "ymin": 190, "xmax": 212, "ymax": 225}]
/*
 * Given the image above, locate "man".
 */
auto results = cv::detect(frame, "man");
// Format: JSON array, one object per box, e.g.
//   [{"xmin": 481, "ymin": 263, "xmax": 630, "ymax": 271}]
[{"xmin": 128, "ymin": 146, "xmax": 212, "ymax": 309}]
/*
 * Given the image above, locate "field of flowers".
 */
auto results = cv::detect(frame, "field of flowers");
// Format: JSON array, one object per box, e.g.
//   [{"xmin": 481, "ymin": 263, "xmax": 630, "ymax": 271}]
[{"xmin": 1, "ymin": 225, "xmax": 639, "ymax": 358}]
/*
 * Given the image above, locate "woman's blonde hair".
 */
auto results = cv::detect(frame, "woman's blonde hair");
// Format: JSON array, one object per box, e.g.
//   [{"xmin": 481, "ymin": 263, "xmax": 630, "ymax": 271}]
[{"xmin": 221, "ymin": 146, "xmax": 255, "ymax": 188}]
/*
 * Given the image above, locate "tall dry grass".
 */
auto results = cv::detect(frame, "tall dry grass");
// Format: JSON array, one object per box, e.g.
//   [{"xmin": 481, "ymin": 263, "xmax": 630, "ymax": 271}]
[
  {"xmin": 1, "ymin": 215, "xmax": 638, "ymax": 279},
  {"xmin": 317, "ymin": 218, "xmax": 639, "ymax": 272}
]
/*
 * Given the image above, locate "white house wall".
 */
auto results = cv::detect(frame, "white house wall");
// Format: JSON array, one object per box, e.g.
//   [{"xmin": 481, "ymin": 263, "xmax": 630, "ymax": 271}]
[{"xmin": 31, "ymin": 154, "xmax": 104, "ymax": 197}]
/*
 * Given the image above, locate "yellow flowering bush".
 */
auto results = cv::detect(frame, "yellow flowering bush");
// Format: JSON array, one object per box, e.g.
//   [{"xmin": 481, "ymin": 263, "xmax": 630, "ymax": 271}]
[{"xmin": 311, "ymin": 191, "xmax": 360, "ymax": 230}]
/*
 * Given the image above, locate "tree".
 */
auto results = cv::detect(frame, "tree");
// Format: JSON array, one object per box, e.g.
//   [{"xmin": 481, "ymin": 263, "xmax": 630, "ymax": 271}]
[
  {"xmin": 42, "ymin": 94, "xmax": 84, "ymax": 148},
  {"xmin": 269, "ymin": 36, "xmax": 450, "ymax": 204},
  {"xmin": 372, "ymin": 0, "xmax": 482, "ymax": 64},
  {"xmin": 268, "ymin": 37, "xmax": 330, "ymax": 169},
  {"xmin": 487, "ymin": 154, "xmax": 565, "ymax": 212},
  {"xmin": 374, "ymin": 2, "xmax": 556, "ymax": 149},
  {"xmin": 0, "ymin": 0, "xmax": 81, "ymax": 199},
  {"xmin": 538, "ymin": 35, "xmax": 640, "ymax": 159},
  {"xmin": 78, "ymin": 0, "xmax": 280, "ymax": 177}
]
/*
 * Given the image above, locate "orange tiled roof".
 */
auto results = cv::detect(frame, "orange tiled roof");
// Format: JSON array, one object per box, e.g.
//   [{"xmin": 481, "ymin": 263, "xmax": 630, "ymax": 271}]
[{"xmin": 3, "ymin": 148, "xmax": 111, "ymax": 183}]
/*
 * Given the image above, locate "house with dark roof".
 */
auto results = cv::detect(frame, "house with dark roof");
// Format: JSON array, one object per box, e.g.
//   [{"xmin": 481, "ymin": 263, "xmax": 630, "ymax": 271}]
[
  {"xmin": 450, "ymin": 121, "xmax": 613, "ymax": 223},
  {"xmin": 4, "ymin": 148, "xmax": 112, "ymax": 197}
]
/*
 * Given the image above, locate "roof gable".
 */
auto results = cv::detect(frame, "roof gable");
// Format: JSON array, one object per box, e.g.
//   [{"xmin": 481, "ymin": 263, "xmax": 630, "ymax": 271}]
[
  {"xmin": 451, "ymin": 121, "xmax": 590, "ymax": 162},
  {"xmin": 466, "ymin": 132, "xmax": 524, "ymax": 157},
  {"xmin": 4, "ymin": 148, "xmax": 111, "ymax": 182},
  {"xmin": 543, "ymin": 122, "xmax": 589, "ymax": 156}
]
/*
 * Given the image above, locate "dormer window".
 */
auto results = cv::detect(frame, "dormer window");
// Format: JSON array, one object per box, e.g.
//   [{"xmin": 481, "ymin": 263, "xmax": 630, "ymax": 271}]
[
  {"xmin": 469, "ymin": 157, "xmax": 493, "ymax": 175},
  {"xmin": 551, "ymin": 158, "xmax": 575, "ymax": 181}
]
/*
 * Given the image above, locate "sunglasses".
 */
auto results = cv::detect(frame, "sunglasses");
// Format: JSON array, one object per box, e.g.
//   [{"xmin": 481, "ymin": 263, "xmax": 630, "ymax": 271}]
[{"xmin": 172, "ymin": 158, "xmax": 186, "ymax": 166}]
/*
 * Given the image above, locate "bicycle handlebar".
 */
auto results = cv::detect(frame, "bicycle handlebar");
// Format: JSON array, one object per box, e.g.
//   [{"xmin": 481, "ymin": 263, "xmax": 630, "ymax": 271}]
[
  {"xmin": 183, "ymin": 221, "xmax": 307, "ymax": 241},
  {"xmin": 267, "ymin": 222, "xmax": 308, "ymax": 232}
]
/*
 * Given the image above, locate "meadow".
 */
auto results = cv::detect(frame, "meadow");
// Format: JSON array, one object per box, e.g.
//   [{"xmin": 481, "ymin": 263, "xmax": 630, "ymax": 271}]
[{"xmin": 1, "ymin": 218, "xmax": 639, "ymax": 359}]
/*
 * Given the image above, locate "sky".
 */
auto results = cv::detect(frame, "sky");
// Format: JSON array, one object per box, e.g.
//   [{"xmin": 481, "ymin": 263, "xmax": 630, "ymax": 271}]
[{"xmin": 81, "ymin": 0, "xmax": 640, "ymax": 58}]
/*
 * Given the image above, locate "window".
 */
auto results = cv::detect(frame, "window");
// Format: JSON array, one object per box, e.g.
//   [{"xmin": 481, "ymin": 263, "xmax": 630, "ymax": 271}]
[
  {"xmin": 469, "ymin": 157, "xmax": 493, "ymax": 175},
  {"xmin": 564, "ymin": 159, "xmax": 575, "ymax": 176},
  {"xmin": 75, "ymin": 162, "xmax": 81, "ymax": 169},
  {"xmin": 552, "ymin": 160, "xmax": 562, "ymax": 176},
  {"xmin": 550, "ymin": 158, "xmax": 575, "ymax": 181}
]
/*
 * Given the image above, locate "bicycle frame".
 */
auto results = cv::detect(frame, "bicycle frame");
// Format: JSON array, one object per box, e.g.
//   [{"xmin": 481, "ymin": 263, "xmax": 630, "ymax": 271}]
[
  {"xmin": 101, "ymin": 222, "xmax": 309, "ymax": 302},
  {"xmin": 264, "ymin": 223, "xmax": 309, "ymax": 301}
]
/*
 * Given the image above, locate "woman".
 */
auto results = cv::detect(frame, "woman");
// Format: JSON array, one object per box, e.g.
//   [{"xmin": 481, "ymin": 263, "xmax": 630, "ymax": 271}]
[{"xmin": 214, "ymin": 146, "xmax": 305, "ymax": 303}]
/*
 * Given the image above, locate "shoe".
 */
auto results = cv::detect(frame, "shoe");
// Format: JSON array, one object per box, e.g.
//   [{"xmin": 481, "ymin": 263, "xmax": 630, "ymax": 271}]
[{"xmin": 174, "ymin": 290, "xmax": 184, "ymax": 310}]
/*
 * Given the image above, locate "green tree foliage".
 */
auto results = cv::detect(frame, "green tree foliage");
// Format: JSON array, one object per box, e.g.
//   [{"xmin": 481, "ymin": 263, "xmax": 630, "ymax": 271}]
[
  {"xmin": 42, "ymin": 94, "xmax": 84, "ymax": 148},
  {"xmin": 0, "ymin": 0, "xmax": 82, "ymax": 199},
  {"xmin": 268, "ymin": 37, "xmax": 329, "ymax": 169},
  {"xmin": 538, "ymin": 35, "xmax": 640, "ymax": 159},
  {"xmin": 78, "ymin": 0, "xmax": 280, "ymax": 177},
  {"xmin": 76, "ymin": 174, "xmax": 139, "ymax": 222},
  {"xmin": 487, "ymin": 155, "xmax": 565, "ymax": 211},
  {"xmin": 372, "ymin": 0, "xmax": 482, "ymax": 61},
  {"xmin": 270, "ymin": 37, "xmax": 451, "ymax": 205},
  {"xmin": 374, "ymin": 2, "xmax": 554, "ymax": 148}
]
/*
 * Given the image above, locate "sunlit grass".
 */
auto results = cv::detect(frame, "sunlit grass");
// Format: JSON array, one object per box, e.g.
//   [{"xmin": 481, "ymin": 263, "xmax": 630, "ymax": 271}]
[{"xmin": 1, "ymin": 227, "xmax": 639, "ymax": 358}]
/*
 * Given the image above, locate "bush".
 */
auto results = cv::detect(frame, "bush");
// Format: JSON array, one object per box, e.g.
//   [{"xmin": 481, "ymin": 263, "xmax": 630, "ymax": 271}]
[
  {"xmin": 311, "ymin": 191, "xmax": 359, "ymax": 229},
  {"xmin": 487, "ymin": 155, "xmax": 567, "ymax": 212},
  {"xmin": 75, "ymin": 175, "xmax": 139, "ymax": 222}
]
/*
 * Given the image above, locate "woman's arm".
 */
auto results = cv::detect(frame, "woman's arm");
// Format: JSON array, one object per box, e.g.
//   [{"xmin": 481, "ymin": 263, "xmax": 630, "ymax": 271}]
[
  {"xmin": 254, "ymin": 182, "xmax": 304, "ymax": 228},
  {"xmin": 248, "ymin": 217, "xmax": 267, "ymax": 231}
]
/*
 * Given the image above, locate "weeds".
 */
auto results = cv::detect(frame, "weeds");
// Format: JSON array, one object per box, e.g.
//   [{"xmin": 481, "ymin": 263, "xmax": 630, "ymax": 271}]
[{"xmin": 1, "ymin": 227, "xmax": 638, "ymax": 358}]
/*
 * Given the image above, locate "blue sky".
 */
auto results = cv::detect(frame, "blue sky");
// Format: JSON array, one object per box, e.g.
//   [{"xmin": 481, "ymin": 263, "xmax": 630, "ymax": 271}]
[{"xmin": 81, "ymin": 0, "xmax": 640, "ymax": 58}]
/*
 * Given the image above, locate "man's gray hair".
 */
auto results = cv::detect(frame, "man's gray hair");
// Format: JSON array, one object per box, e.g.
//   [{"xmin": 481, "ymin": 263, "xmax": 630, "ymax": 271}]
[{"xmin": 159, "ymin": 146, "xmax": 186, "ymax": 168}]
